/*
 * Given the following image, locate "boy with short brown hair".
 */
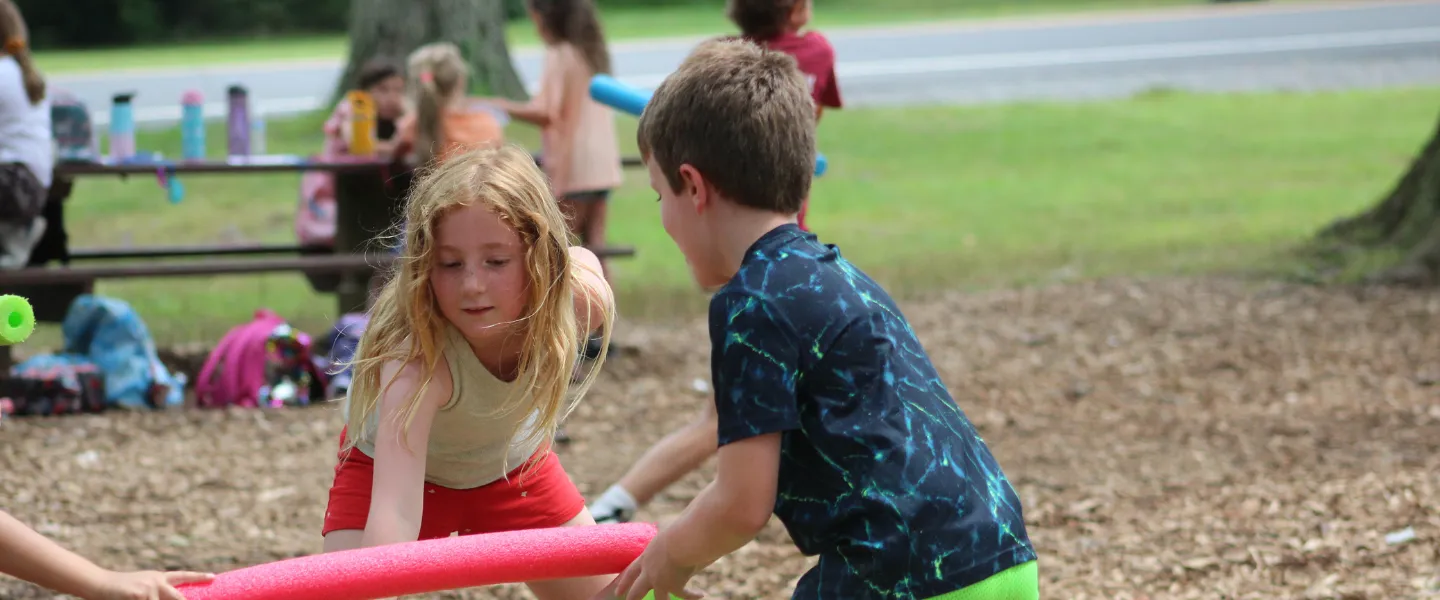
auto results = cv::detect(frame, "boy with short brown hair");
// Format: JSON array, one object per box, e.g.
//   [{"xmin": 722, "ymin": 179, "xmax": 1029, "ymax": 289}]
[
  {"xmin": 599, "ymin": 38, "xmax": 1038, "ymax": 600},
  {"xmin": 585, "ymin": 5, "xmax": 839, "ymax": 529}
]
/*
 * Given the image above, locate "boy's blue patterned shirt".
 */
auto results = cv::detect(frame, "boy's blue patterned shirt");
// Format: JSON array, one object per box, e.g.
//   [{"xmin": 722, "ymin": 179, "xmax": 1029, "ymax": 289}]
[{"xmin": 709, "ymin": 224, "xmax": 1036, "ymax": 599}]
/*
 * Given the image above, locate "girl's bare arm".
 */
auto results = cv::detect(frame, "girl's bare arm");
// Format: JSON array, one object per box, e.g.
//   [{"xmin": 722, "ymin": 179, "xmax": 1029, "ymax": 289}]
[
  {"xmin": 569, "ymin": 246, "xmax": 612, "ymax": 335},
  {"xmin": 361, "ymin": 357, "xmax": 452, "ymax": 548},
  {"xmin": 0, "ymin": 510, "xmax": 214, "ymax": 600}
]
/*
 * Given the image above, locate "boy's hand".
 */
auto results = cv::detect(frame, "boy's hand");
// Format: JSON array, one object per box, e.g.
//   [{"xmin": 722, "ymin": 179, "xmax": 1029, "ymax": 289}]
[
  {"xmin": 602, "ymin": 532, "xmax": 704, "ymax": 600},
  {"xmin": 85, "ymin": 569, "xmax": 215, "ymax": 600}
]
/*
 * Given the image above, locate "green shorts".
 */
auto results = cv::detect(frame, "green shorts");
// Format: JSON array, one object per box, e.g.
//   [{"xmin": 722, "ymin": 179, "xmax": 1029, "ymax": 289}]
[
  {"xmin": 926, "ymin": 560, "xmax": 1039, "ymax": 600},
  {"xmin": 641, "ymin": 559, "xmax": 1039, "ymax": 600}
]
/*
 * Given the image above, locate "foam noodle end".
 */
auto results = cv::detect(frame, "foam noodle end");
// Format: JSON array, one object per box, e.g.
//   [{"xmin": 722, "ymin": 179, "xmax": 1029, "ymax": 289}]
[{"xmin": 0, "ymin": 295, "xmax": 35, "ymax": 347}]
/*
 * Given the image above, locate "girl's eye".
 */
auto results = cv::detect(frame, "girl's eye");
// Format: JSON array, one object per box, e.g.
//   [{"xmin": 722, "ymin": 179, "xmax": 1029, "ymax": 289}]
[
  {"xmin": 441, "ymin": 261, "xmax": 462, "ymax": 269},
  {"xmin": 487, "ymin": 258, "xmax": 510, "ymax": 267}
]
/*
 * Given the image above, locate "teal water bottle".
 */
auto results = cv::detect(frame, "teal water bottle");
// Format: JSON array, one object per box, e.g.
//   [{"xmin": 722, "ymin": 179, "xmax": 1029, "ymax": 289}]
[
  {"xmin": 109, "ymin": 92, "xmax": 136, "ymax": 161},
  {"xmin": 181, "ymin": 90, "xmax": 205, "ymax": 160}
]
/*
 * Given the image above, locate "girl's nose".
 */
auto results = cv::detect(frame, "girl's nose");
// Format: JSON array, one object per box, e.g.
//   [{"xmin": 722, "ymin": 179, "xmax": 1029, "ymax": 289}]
[{"xmin": 461, "ymin": 269, "xmax": 485, "ymax": 294}]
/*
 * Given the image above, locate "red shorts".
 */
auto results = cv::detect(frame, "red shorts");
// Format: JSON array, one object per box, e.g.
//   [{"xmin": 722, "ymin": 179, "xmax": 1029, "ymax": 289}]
[{"xmin": 322, "ymin": 428, "xmax": 587, "ymax": 539}]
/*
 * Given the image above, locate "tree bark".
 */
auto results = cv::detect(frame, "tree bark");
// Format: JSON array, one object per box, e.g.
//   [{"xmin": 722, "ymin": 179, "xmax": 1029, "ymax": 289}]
[
  {"xmin": 333, "ymin": 0, "xmax": 527, "ymax": 104},
  {"xmin": 1316, "ymin": 110, "xmax": 1440, "ymax": 285}
]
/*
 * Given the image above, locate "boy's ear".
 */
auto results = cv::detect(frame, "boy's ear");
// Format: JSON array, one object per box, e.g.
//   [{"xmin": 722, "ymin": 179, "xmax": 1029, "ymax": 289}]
[{"xmin": 677, "ymin": 163, "xmax": 712, "ymax": 213}]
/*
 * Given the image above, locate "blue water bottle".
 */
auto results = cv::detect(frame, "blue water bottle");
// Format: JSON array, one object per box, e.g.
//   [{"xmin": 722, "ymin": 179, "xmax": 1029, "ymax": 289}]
[
  {"xmin": 181, "ymin": 90, "xmax": 205, "ymax": 160},
  {"xmin": 109, "ymin": 92, "xmax": 136, "ymax": 161}
]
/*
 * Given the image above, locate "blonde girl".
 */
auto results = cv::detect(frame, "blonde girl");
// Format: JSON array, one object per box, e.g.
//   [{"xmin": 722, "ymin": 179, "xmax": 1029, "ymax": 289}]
[
  {"xmin": 320, "ymin": 144, "xmax": 615, "ymax": 600},
  {"xmin": 487, "ymin": 0, "xmax": 622, "ymax": 297},
  {"xmin": 403, "ymin": 42, "xmax": 508, "ymax": 168}
]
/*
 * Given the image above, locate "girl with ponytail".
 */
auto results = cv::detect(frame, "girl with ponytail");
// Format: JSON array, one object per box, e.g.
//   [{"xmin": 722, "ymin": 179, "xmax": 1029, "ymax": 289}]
[{"xmin": 402, "ymin": 42, "xmax": 507, "ymax": 169}]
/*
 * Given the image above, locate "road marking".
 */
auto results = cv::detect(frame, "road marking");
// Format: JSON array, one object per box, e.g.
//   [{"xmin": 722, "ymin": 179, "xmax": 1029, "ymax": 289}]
[
  {"xmin": 620, "ymin": 26, "xmax": 1440, "ymax": 88},
  {"xmin": 47, "ymin": 0, "xmax": 1437, "ymax": 81},
  {"xmin": 105, "ymin": 25, "xmax": 1440, "ymax": 126}
]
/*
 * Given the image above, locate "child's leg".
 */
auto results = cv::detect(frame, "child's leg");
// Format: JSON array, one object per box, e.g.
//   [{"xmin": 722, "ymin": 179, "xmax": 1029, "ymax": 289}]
[
  {"xmin": 556, "ymin": 193, "xmax": 589, "ymax": 245},
  {"xmin": 590, "ymin": 401, "xmax": 718, "ymax": 523},
  {"xmin": 580, "ymin": 192, "xmax": 611, "ymax": 282},
  {"xmin": 560, "ymin": 190, "xmax": 613, "ymax": 363}
]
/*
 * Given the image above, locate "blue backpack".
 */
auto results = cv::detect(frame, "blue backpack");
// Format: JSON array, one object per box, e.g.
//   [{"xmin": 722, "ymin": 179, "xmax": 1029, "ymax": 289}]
[{"xmin": 57, "ymin": 295, "xmax": 186, "ymax": 409}]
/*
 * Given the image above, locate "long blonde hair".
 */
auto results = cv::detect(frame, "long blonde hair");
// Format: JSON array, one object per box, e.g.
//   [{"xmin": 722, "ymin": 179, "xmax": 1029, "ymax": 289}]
[
  {"xmin": 0, "ymin": 0, "xmax": 44, "ymax": 105},
  {"xmin": 407, "ymin": 42, "xmax": 469, "ymax": 168},
  {"xmin": 343, "ymin": 143, "xmax": 614, "ymax": 478}
]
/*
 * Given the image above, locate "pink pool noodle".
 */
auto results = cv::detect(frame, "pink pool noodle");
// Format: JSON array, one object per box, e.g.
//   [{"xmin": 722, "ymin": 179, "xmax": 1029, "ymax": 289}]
[{"xmin": 178, "ymin": 522, "xmax": 657, "ymax": 600}]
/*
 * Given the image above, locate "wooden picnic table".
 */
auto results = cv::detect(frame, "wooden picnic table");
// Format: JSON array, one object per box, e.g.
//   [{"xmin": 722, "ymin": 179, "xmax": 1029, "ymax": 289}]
[{"xmin": 3, "ymin": 154, "xmax": 402, "ymax": 318}]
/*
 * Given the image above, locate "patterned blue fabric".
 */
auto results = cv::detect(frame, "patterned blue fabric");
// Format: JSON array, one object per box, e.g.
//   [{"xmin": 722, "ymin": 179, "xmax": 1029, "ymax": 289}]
[
  {"xmin": 709, "ymin": 224, "xmax": 1036, "ymax": 599},
  {"xmin": 61, "ymin": 295, "xmax": 186, "ymax": 409},
  {"xmin": 321, "ymin": 312, "xmax": 368, "ymax": 399}
]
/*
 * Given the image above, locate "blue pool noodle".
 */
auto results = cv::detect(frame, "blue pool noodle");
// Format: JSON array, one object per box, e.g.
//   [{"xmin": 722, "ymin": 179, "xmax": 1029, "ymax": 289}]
[{"xmin": 589, "ymin": 74, "xmax": 827, "ymax": 177}]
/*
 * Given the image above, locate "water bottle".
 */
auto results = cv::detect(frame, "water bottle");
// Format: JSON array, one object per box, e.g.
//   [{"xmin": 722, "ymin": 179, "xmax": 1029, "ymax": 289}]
[
  {"xmin": 226, "ymin": 84, "xmax": 250, "ymax": 157},
  {"xmin": 180, "ymin": 90, "xmax": 205, "ymax": 160},
  {"xmin": 346, "ymin": 90, "xmax": 377, "ymax": 156},
  {"xmin": 251, "ymin": 109, "xmax": 267, "ymax": 155},
  {"xmin": 109, "ymin": 92, "xmax": 136, "ymax": 161}
]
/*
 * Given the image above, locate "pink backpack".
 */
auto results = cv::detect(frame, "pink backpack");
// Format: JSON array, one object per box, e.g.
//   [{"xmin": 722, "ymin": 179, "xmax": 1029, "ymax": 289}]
[{"xmin": 196, "ymin": 309, "xmax": 322, "ymax": 409}]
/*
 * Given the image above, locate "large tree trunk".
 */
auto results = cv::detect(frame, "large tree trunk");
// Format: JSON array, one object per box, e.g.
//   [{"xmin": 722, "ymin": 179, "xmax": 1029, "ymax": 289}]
[
  {"xmin": 1315, "ymin": 110, "xmax": 1440, "ymax": 286},
  {"xmin": 333, "ymin": 0, "xmax": 527, "ymax": 103}
]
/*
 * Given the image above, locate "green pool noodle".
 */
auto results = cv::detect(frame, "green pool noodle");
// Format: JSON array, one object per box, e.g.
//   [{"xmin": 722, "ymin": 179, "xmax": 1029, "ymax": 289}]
[{"xmin": 0, "ymin": 294, "xmax": 35, "ymax": 346}]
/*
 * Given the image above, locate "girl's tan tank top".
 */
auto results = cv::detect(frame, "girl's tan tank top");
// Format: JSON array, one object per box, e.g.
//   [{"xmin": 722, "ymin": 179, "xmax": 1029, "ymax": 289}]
[{"xmin": 352, "ymin": 325, "xmax": 546, "ymax": 489}]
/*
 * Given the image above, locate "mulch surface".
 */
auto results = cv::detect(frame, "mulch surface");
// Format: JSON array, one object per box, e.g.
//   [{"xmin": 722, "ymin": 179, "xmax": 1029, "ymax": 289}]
[{"xmin": 2, "ymin": 276, "xmax": 1438, "ymax": 599}]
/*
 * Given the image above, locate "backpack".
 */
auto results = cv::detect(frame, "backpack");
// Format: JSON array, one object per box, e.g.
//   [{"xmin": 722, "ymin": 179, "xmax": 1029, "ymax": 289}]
[
  {"xmin": 196, "ymin": 309, "xmax": 326, "ymax": 409},
  {"xmin": 60, "ymin": 295, "xmax": 186, "ymax": 410},
  {"xmin": 319, "ymin": 312, "xmax": 368, "ymax": 402},
  {"xmin": 50, "ymin": 89, "xmax": 98, "ymax": 163},
  {"xmin": 2, "ymin": 354, "xmax": 107, "ymax": 417}
]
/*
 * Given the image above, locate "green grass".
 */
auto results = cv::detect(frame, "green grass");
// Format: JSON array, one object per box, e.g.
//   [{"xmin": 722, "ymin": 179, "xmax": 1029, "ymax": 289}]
[
  {"xmin": 29, "ymin": 85, "xmax": 1439, "ymax": 347},
  {"xmin": 35, "ymin": 0, "xmax": 1204, "ymax": 74}
]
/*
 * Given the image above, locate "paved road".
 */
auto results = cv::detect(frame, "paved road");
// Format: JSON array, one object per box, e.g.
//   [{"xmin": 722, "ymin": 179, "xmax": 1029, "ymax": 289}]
[{"xmin": 51, "ymin": 0, "xmax": 1440, "ymax": 127}]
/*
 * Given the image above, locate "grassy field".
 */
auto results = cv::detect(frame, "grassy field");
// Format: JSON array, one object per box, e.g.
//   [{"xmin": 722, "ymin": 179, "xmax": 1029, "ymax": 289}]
[
  {"xmin": 28, "ymin": 85, "xmax": 1438, "ymax": 347},
  {"xmin": 33, "ymin": 0, "xmax": 1207, "ymax": 74}
]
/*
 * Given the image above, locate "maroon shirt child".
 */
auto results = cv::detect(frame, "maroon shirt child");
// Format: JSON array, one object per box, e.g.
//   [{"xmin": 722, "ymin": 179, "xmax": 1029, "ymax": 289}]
[
  {"xmin": 741, "ymin": 30, "xmax": 840, "ymax": 231},
  {"xmin": 750, "ymin": 30, "xmax": 842, "ymax": 113}
]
